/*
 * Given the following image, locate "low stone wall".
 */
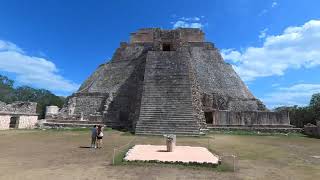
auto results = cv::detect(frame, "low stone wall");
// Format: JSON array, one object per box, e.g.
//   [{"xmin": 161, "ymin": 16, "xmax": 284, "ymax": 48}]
[
  {"xmin": 0, "ymin": 114, "xmax": 38, "ymax": 130},
  {"xmin": 304, "ymin": 121, "xmax": 320, "ymax": 138},
  {"xmin": 0, "ymin": 115, "xmax": 11, "ymax": 130},
  {"xmin": 208, "ymin": 110, "xmax": 290, "ymax": 127},
  {"xmin": 18, "ymin": 115, "xmax": 38, "ymax": 129}
]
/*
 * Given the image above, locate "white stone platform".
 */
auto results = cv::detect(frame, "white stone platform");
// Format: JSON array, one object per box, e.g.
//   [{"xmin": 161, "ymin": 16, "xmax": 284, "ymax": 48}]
[{"xmin": 124, "ymin": 145, "xmax": 219, "ymax": 165}]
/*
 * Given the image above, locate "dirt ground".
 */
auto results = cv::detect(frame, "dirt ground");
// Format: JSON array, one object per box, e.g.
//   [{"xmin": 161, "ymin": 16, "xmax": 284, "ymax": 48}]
[{"xmin": 0, "ymin": 129, "xmax": 319, "ymax": 180}]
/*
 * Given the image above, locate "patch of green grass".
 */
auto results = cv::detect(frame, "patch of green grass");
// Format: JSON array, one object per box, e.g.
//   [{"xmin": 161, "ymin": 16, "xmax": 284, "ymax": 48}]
[
  {"xmin": 120, "ymin": 131, "xmax": 135, "ymax": 136},
  {"xmin": 112, "ymin": 145, "xmax": 134, "ymax": 165}
]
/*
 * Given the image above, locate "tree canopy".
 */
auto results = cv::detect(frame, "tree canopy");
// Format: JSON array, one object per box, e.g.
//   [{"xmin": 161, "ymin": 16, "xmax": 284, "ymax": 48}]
[
  {"xmin": 275, "ymin": 93, "xmax": 320, "ymax": 128},
  {"xmin": 0, "ymin": 75, "xmax": 65, "ymax": 118}
]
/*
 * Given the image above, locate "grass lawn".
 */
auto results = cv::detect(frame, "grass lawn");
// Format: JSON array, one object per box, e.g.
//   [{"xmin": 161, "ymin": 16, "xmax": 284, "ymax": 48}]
[{"xmin": 0, "ymin": 129, "xmax": 319, "ymax": 180}]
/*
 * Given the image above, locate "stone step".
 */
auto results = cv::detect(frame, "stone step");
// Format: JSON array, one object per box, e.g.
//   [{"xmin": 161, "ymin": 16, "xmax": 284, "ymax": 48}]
[
  {"xmin": 135, "ymin": 127, "xmax": 199, "ymax": 131},
  {"xmin": 139, "ymin": 108, "xmax": 193, "ymax": 112},
  {"xmin": 138, "ymin": 118, "xmax": 196, "ymax": 121},
  {"xmin": 140, "ymin": 105, "xmax": 193, "ymax": 108},
  {"xmin": 135, "ymin": 130, "xmax": 200, "ymax": 136},
  {"xmin": 142, "ymin": 102, "xmax": 191, "ymax": 105},
  {"xmin": 140, "ymin": 107, "xmax": 193, "ymax": 110},
  {"xmin": 137, "ymin": 119, "xmax": 198, "ymax": 122},
  {"xmin": 135, "ymin": 130, "xmax": 200, "ymax": 135},
  {"xmin": 139, "ymin": 114, "xmax": 194, "ymax": 117},
  {"xmin": 136, "ymin": 123, "xmax": 200, "ymax": 127},
  {"xmin": 136, "ymin": 121, "xmax": 199, "ymax": 125}
]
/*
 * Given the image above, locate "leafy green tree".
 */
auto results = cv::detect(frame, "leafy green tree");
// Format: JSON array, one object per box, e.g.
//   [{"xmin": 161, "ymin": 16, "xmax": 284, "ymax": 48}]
[
  {"xmin": 0, "ymin": 75, "xmax": 66, "ymax": 118},
  {"xmin": 309, "ymin": 93, "xmax": 320, "ymax": 121},
  {"xmin": 0, "ymin": 75, "xmax": 15, "ymax": 102}
]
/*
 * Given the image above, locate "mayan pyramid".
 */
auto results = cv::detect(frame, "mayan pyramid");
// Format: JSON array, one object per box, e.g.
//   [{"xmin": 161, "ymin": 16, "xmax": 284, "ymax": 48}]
[{"xmin": 56, "ymin": 28, "xmax": 290, "ymax": 136}]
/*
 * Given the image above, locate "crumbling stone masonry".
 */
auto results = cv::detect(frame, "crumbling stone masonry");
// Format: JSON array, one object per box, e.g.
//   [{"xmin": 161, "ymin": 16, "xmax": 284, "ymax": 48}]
[
  {"xmin": 51, "ymin": 28, "xmax": 292, "ymax": 135},
  {"xmin": 304, "ymin": 121, "xmax": 320, "ymax": 138},
  {"xmin": 0, "ymin": 101, "xmax": 38, "ymax": 130}
]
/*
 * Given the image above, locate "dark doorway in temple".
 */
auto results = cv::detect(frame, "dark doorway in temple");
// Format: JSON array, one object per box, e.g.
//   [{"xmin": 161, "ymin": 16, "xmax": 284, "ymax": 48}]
[
  {"xmin": 204, "ymin": 112, "xmax": 213, "ymax": 124},
  {"xmin": 162, "ymin": 43, "xmax": 172, "ymax": 51},
  {"xmin": 9, "ymin": 116, "xmax": 19, "ymax": 128}
]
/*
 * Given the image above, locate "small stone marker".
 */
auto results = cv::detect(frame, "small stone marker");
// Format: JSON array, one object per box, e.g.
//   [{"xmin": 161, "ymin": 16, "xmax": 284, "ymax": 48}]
[{"xmin": 164, "ymin": 134, "xmax": 176, "ymax": 152}]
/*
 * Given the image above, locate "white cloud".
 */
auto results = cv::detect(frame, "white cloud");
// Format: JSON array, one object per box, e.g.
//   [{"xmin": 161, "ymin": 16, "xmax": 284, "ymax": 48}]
[
  {"xmin": 272, "ymin": 1, "xmax": 278, "ymax": 8},
  {"xmin": 262, "ymin": 83, "xmax": 320, "ymax": 108},
  {"xmin": 172, "ymin": 16, "xmax": 206, "ymax": 29},
  {"xmin": 180, "ymin": 17, "xmax": 200, "ymax": 21},
  {"xmin": 221, "ymin": 19, "xmax": 320, "ymax": 81},
  {"xmin": 258, "ymin": 9, "xmax": 268, "ymax": 16},
  {"xmin": 259, "ymin": 1, "xmax": 278, "ymax": 16},
  {"xmin": 0, "ymin": 40, "xmax": 79, "ymax": 94},
  {"xmin": 259, "ymin": 28, "xmax": 268, "ymax": 39}
]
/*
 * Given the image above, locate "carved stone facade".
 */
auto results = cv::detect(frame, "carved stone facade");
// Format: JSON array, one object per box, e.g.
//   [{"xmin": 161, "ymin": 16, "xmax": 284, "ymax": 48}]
[
  {"xmin": 0, "ymin": 101, "xmax": 38, "ymax": 130},
  {"xmin": 51, "ymin": 28, "xmax": 291, "ymax": 135}
]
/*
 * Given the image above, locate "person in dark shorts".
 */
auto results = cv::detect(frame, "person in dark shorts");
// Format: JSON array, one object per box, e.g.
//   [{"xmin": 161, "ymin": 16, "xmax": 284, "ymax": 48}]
[
  {"xmin": 91, "ymin": 125, "xmax": 97, "ymax": 148},
  {"xmin": 96, "ymin": 125, "xmax": 104, "ymax": 148}
]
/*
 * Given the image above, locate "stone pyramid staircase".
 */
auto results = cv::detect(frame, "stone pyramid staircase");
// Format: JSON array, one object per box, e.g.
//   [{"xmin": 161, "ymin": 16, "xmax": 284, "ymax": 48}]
[{"xmin": 135, "ymin": 51, "xmax": 201, "ymax": 136}]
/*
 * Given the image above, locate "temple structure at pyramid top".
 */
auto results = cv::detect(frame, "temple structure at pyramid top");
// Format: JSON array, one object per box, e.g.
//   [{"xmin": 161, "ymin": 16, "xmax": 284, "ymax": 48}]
[{"xmin": 45, "ymin": 28, "xmax": 292, "ymax": 135}]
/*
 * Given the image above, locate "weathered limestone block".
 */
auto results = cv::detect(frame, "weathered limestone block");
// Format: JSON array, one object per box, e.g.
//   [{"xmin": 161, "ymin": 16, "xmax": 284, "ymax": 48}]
[
  {"xmin": 46, "ymin": 106, "xmax": 59, "ymax": 116},
  {"xmin": 18, "ymin": 115, "xmax": 38, "ymax": 129},
  {"xmin": 210, "ymin": 110, "xmax": 290, "ymax": 127},
  {"xmin": 0, "ymin": 101, "xmax": 37, "ymax": 114},
  {"xmin": 0, "ymin": 115, "xmax": 11, "ymax": 130}
]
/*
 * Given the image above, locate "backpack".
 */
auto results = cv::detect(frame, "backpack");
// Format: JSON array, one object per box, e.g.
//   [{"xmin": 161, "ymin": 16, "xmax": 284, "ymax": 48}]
[{"xmin": 98, "ymin": 131, "xmax": 104, "ymax": 137}]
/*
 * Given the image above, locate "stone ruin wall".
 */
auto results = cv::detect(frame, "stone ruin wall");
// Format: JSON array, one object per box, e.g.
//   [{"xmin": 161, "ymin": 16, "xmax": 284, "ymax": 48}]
[
  {"xmin": 17, "ymin": 115, "xmax": 38, "ymax": 129},
  {"xmin": 0, "ymin": 101, "xmax": 38, "ymax": 130},
  {"xmin": 46, "ymin": 106, "xmax": 60, "ymax": 116},
  {"xmin": 0, "ymin": 115, "xmax": 11, "ymax": 130},
  {"xmin": 0, "ymin": 101, "xmax": 37, "ymax": 114},
  {"xmin": 209, "ymin": 110, "xmax": 290, "ymax": 127},
  {"xmin": 304, "ymin": 121, "xmax": 320, "ymax": 137}
]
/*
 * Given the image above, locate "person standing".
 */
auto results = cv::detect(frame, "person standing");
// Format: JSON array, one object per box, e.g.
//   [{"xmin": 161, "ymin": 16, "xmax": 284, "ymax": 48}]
[
  {"xmin": 96, "ymin": 125, "xmax": 104, "ymax": 149},
  {"xmin": 91, "ymin": 125, "xmax": 97, "ymax": 148}
]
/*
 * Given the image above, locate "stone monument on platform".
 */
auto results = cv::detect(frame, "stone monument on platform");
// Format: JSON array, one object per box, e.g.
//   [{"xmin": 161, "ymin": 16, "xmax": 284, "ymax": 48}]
[{"xmin": 46, "ymin": 28, "xmax": 293, "ymax": 135}]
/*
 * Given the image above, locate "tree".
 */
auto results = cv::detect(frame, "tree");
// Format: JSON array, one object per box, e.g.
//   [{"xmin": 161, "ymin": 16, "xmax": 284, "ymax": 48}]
[
  {"xmin": 309, "ymin": 93, "xmax": 320, "ymax": 121},
  {"xmin": 0, "ymin": 75, "xmax": 15, "ymax": 103},
  {"xmin": 0, "ymin": 75, "xmax": 66, "ymax": 118},
  {"xmin": 275, "ymin": 105, "xmax": 315, "ymax": 128}
]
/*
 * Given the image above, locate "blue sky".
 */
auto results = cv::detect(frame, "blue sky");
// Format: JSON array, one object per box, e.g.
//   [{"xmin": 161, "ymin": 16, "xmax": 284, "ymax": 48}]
[{"xmin": 0, "ymin": 0, "xmax": 320, "ymax": 108}]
